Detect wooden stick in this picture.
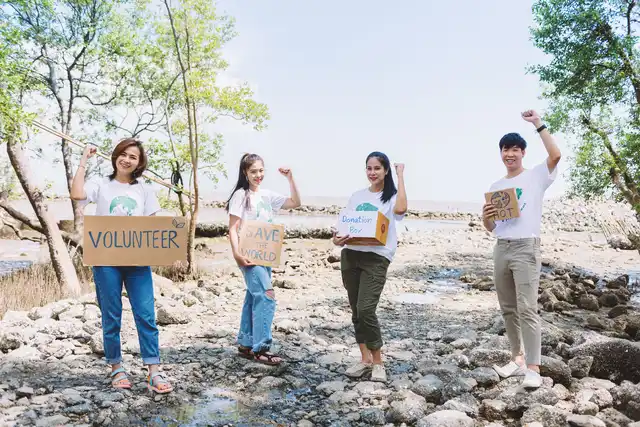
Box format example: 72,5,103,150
31,119,193,198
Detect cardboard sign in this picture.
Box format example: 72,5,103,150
337,210,390,246
238,220,285,267
83,216,188,266
484,188,520,220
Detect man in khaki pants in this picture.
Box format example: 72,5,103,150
482,110,561,389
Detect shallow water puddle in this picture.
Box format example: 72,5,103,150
146,388,279,427
391,292,439,305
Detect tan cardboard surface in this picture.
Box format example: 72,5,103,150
83,216,188,266
238,220,285,267
484,187,520,220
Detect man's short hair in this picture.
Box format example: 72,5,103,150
499,133,527,151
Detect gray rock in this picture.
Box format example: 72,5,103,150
417,410,474,427
578,294,600,311
442,377,477,401
257,376,287,389
468,348,511,368
569,338,640,383
540,355,572,386
273,278,298,289
0,330,22,352
411,375,444,403
574,401,599,416
360,408,385,426
567,414,606,427
608,305,629,319
16,387,34,398
386,390,428,424
521,404,567,427
611,381,640,412
498,385,559,412
35,415,70,427
469,367,500,388
442,393,479,417
89,331,104,355
569,356,594,379
480,399,507,421
599,292,621,308
607,234,634,250
589,388,613,409
156,304,189,325
316,381,345,396
596,407,632,426
418,364,461,384
65,403,92,415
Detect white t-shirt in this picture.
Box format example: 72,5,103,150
489,161,557,239
341,188,405,262
228,188,287,223
82,177,161,216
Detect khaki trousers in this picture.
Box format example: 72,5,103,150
493,237,542,365
340,249,390,351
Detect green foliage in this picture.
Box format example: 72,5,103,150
137,0,269,193
530,0,640,209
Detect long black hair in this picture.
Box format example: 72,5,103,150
225,153,264,212
366,151,397,204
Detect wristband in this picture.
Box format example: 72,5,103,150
536,124,547,133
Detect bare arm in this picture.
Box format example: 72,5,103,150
70,146,96,200
523,110,561,172
279,168,301,210
482,203,497,232
393,164,407,215
228,214,253,266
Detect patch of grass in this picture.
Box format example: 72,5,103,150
0,259,199,318
0,259,94,318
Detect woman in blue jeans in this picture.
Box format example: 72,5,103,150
71,139,172,393
226,153,301,365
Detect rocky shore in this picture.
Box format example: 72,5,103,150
0,220,639,426
204,196,638,233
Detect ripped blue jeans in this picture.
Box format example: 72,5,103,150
237,266,276,353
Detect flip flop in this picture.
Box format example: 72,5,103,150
110,367,132,389
147,372,174,394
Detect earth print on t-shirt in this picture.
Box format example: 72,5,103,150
356,202,378,212
256,198,274,223
109,196,138,216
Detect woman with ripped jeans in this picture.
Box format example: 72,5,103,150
226,153,301,365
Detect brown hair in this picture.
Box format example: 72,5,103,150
108,138,148,184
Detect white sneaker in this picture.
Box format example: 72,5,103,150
370,364,387,383
521,369,542,389
493,361,526,378
345,362,372,378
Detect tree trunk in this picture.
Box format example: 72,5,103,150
6,133,81,297
61,137,84,235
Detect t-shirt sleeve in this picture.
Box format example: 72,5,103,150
269,190,287,212
228,190,245,218
80,178,102,206
143,185,162,216
533,160,558,190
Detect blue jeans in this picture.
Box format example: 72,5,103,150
237,266,276,353
92,266,160,365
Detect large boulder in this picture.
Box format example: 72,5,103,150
568,338,640,383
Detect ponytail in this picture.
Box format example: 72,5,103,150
225,153,264,212
366,151,397,204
